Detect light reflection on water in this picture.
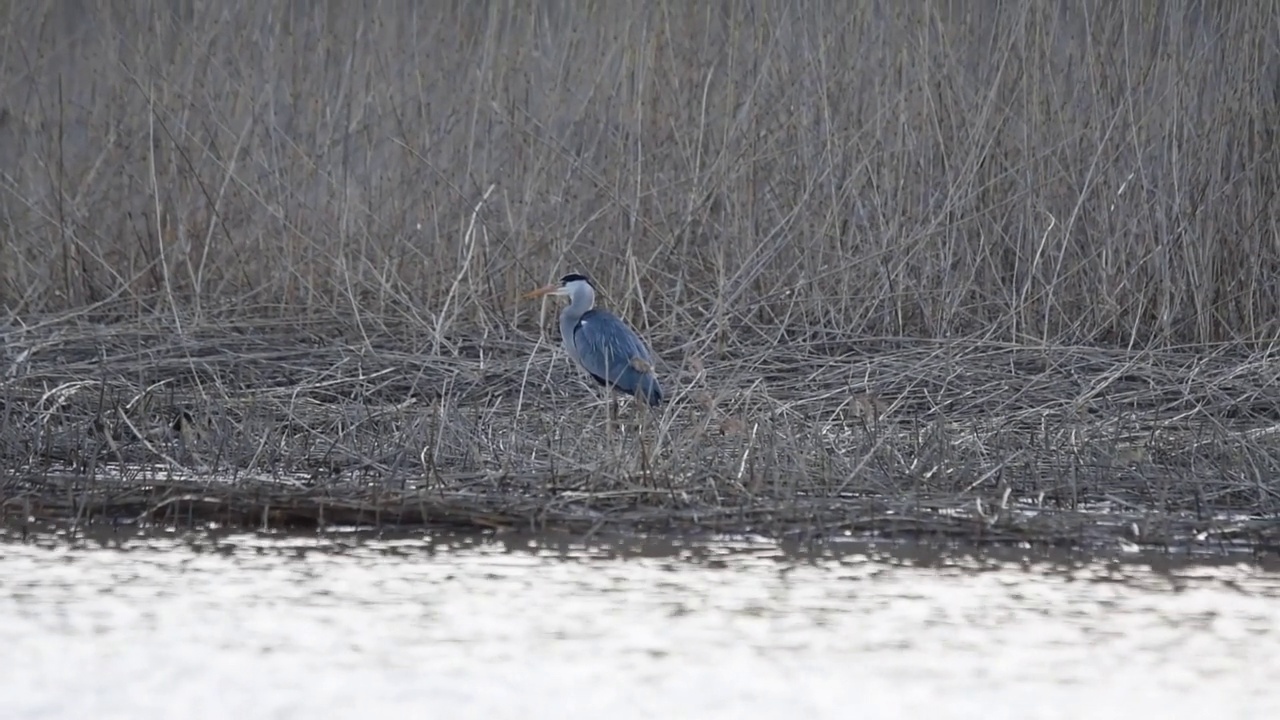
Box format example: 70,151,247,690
2,531,1279,720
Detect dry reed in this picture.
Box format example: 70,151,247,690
2,2,1280,549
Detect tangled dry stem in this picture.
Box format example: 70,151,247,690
2,2,1280,548
3,320,1280,550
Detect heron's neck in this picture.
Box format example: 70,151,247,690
567,288,594,317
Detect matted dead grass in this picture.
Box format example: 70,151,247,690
2,3,1280,547
3,318,1279,549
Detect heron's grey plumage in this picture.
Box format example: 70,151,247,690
553,276,663,406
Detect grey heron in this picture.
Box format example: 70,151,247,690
524,273,663,407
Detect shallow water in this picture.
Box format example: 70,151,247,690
2,531,1279,720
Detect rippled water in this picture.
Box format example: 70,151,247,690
3,531,1279,720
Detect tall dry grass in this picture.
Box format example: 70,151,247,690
2,1,1277,345
2,1,1280,542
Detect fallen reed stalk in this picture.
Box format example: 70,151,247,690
3,319,1279,550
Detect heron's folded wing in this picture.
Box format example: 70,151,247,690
572,310,656,390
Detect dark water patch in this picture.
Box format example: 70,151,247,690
5,521,1280,571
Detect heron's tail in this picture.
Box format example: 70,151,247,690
637,373,663,407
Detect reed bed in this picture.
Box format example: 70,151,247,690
4,320,1280,549
2,2,1280,548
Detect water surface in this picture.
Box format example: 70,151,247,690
3,531,1279,719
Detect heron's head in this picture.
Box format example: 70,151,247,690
523,273,595,302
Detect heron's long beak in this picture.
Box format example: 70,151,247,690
522,283,562,300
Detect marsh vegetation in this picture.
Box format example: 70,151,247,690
2,2,1279,548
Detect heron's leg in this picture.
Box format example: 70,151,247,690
597,384,616,435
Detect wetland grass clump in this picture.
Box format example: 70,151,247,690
3,2,1280,549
